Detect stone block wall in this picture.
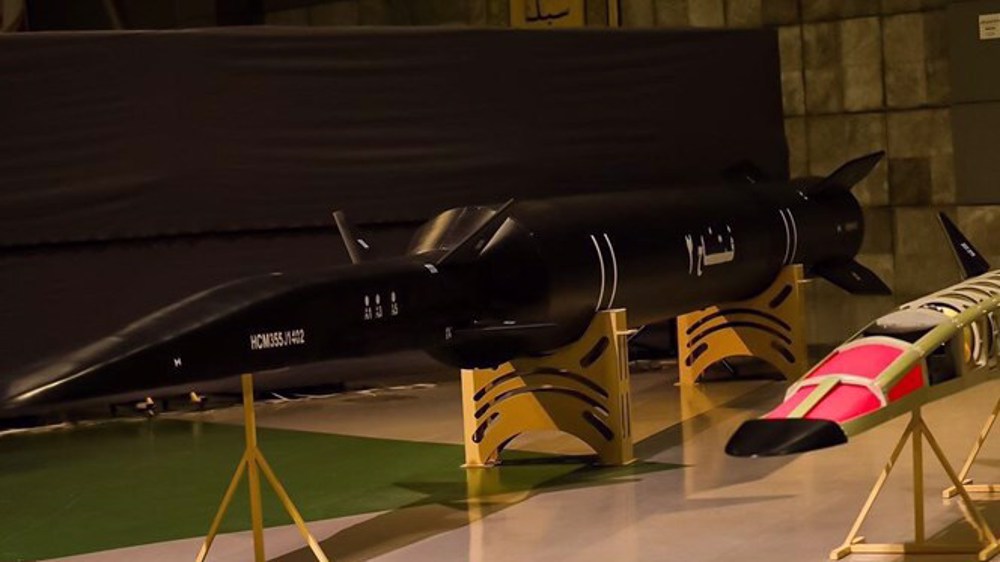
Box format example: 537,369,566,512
658,1,1000,346
622,0,997,344
262,0,999,345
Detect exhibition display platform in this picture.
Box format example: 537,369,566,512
3,365,1000,562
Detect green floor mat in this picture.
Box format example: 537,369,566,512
0,418,679,561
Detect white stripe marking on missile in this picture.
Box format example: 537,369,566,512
780,209,788,264
685,235,694,274
778,210,791,265
603,233,619,309
590,234,606,311
787,208,799,264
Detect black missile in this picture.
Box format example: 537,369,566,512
1,153,890,412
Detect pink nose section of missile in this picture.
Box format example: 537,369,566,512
728,340,927,457
765,341,925,425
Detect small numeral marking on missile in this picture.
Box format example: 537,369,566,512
363,295,373,321
173,358,182,368
364,292,399,321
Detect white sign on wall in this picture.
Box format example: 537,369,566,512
981,12,1000,40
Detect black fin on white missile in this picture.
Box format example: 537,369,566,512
332,210,375,264
806,151,885,196
723,161,768,184
812,259,892,295
938,212,991,279
437,199,515,265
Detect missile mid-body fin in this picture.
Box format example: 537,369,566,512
939,212,991,279
332,210,376,264
436,199,515,265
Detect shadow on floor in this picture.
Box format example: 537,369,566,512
274,459,681,562
275,379,797,562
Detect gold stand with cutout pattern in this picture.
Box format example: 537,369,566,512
676,265,808,385
461,309,635,468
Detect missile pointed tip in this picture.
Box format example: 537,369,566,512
726,418,847,457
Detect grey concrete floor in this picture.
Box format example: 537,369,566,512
51,367,1000,562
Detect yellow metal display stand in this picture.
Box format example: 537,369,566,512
461,309,635,467
195,374,330,562
676,264,808,385
944,396,1000,498
831,408,1000,561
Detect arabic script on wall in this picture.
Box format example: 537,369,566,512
511,0,585,27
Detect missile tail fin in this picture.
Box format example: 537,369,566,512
812,258,892,295
938,212,991,279
437,199,515,265
807,151,885,196
333,210,375,264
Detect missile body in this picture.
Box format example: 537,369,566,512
1,154,889,412
726,214,1000,457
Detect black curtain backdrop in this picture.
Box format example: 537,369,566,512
0,26,786,389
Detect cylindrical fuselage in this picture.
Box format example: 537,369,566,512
424,180,864,363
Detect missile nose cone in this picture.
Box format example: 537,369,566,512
0,335,140,413
725,418,847,457
0,359,95,413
